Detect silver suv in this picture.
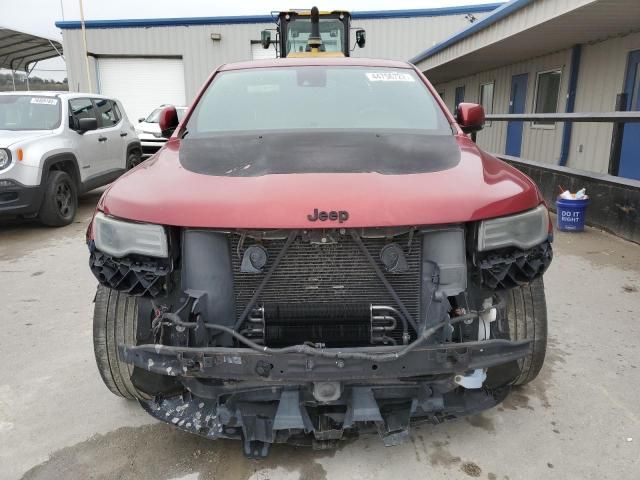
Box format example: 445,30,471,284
0,92,141,226
136,105,187,158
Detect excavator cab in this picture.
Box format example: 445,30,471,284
261,7,365,58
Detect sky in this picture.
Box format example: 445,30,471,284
0,0,499,81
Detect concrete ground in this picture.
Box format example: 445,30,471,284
1,193,639,480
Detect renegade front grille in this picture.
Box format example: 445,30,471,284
230,231,421,344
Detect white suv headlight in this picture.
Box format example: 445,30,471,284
478,205,549,251
0,149,11,170
94,212,168,258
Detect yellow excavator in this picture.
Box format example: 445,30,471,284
261,6,366,58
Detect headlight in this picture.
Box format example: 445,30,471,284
93,212,168,258
0,149,11,169
478,205,549,251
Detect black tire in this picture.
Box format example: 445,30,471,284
93,285,149,400
505,277,548,386
126,151,142,169
38,170,77,227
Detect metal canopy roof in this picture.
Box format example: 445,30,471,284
0,27,63,73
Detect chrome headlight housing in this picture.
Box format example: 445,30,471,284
93,212,168,258
478,205,549,251
0,149,11,170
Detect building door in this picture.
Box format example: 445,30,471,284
97,57,186,125
619,50,640,180
454,86,465,112
506,73,528,157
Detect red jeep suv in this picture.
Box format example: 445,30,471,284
87,58,552,458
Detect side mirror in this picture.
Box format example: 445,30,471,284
356,29,366,48
456,102,485,134
77,117,98,133
138,117,145,123
158,105,179,138
261,30,271,49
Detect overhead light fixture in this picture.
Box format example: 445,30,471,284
210,33,222,41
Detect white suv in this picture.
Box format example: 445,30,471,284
0,92,141,226
136,105,187,157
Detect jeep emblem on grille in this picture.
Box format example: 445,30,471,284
307,209,349,223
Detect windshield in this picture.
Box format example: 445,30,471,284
0,95,62,131
145,107,187,123
187,67,451,134
286,18,345,54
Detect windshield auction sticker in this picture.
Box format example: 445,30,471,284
30,97,58,105
366,72,415,82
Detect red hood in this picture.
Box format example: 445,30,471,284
99,135,541,228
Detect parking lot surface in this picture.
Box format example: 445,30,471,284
1,192,639,480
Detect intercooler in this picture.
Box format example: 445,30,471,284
230,231,422,346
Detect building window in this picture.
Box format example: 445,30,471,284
533,69,562,126
479,82,494,126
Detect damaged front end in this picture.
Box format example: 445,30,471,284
89,222,551,458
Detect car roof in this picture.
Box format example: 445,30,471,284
0,91,114,100
218,57,414,72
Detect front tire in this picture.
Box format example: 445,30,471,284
126,151,142,169
93,285,149,400
506,277,548,386
38,170,77,226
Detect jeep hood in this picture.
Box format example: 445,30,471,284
99,133,542,228
0,130,54,147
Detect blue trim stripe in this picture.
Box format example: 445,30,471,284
55,15,274,29
54,3,504,29
351,4,503,20
409,0,533,65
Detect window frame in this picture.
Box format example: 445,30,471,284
68,97,98,132
531,68,563,129
112,101,122,123
478,81,495,127
91,97,122,129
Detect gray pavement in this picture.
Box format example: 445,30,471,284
1,194,639,480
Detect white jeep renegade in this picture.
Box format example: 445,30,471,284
0,92,141,226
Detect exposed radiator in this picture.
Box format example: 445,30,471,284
229,231,421,345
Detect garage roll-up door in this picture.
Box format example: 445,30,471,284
97,57,186,123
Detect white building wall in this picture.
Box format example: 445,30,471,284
353,14,490,62
434,49,572,166
60,11,492,102
62,23,274,101
433,30,640,173
416,0,594,72
570,31,640,173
